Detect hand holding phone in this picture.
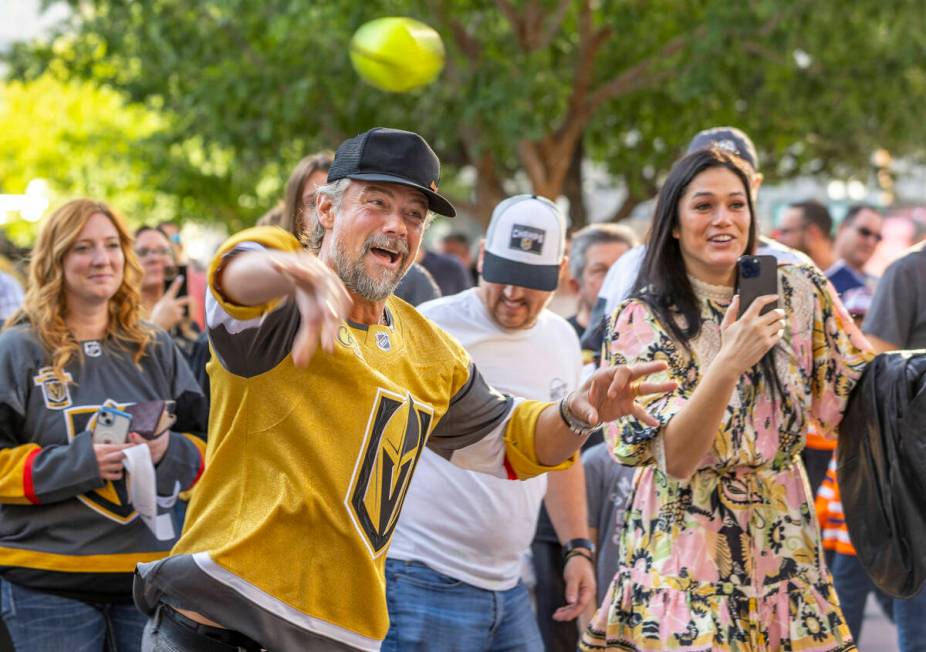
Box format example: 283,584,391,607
736,255,779,317
92,407,133,445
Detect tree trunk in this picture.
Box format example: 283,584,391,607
562,139,586,231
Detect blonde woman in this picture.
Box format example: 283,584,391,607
0,199,207,651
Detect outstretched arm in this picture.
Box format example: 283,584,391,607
217,249,351,367
533,360,677,467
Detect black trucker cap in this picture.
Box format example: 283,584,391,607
327,127,456,217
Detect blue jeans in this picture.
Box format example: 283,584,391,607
0,579,146,651
831,552,926,651
382,559,543,652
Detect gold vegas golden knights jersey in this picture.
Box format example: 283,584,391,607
134,227,574,651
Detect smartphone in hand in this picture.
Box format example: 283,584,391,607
164,264,188,298
736,255,779,317
92,407,133,445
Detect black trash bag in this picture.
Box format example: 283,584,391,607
837,350,926,599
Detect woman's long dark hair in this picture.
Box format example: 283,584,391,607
632,147,782,399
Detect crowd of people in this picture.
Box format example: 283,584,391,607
0,123,922,652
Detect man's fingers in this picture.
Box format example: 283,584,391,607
569,393,599,426
635,379,678,397
631,404,661,428
627,360,669,379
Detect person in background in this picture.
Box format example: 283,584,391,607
581,147,870,651
775,199,836,272
0,272,24,324
280,152,334,238
441,230,479,285
566,224,637,338
771,199,840,495
809,207,886,630
394,261,441,306
828,204,883,321
156,221,206,331
0,199,206,651
578,441,635,630
135,226,200,362
854,239,926,651
419,245,473,296
385,195,592,651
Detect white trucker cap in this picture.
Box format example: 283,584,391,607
481,194,566,291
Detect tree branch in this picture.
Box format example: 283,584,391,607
537,0,573,51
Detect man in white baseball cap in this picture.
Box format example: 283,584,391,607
384,195,595,651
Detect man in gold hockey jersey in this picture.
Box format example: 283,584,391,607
134,127,674,651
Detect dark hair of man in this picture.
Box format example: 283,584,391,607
442,231,470,247
842,204,879,228
569,223,637,281
632,147,782,398
789,200,833,240
283,152,334,237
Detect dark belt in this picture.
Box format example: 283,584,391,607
157,603,265,651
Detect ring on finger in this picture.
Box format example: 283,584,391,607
630,379,643,398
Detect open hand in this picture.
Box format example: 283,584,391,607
569,360,677,428
270,253,352,367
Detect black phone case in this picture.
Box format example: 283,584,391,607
736,255,779,317
164,264,188,298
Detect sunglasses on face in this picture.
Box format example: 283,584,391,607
135,247,173,258
855,226,883,242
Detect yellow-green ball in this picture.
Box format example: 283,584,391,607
350,17,445,93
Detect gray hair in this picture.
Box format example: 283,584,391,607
301,178,435,254
301,178,352,254
569,223,638,281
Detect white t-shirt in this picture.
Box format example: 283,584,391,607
388,288,582,591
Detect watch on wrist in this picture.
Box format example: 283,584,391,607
558,392,601,437
562,537,596,560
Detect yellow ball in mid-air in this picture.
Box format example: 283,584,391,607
349,17,445,93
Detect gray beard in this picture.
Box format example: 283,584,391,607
330,230,407,301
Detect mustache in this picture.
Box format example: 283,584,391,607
364,235,409,257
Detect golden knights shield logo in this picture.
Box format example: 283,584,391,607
346,388,434,557
32,367,73,410
64,401,138,524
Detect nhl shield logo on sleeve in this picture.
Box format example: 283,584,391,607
33,367,74,410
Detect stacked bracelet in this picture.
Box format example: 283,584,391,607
558,392,602,438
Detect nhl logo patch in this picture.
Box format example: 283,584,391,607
33,367,74,410
509,224,545,255
83,340,102,357
375,332,392,352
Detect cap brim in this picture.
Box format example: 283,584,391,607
481,251,559,291
345,173,456,217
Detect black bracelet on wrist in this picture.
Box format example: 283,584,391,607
564,549,595,565
562,537,596,560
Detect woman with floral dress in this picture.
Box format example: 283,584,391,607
580,148,871,651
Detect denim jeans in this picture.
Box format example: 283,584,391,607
382,559,543,652
0,578,146,651
831,552,926,651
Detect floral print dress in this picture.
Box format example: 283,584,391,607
580,264,871,652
